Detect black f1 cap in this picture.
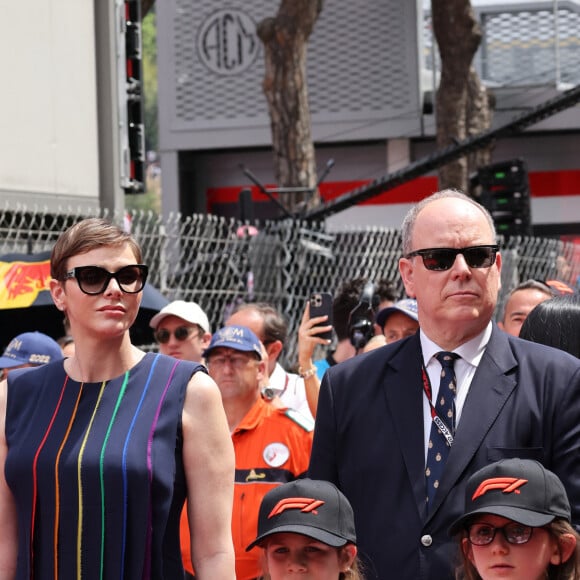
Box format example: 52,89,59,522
449,458,570,536
247,479,357,551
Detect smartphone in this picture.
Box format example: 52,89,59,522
309,292,333,341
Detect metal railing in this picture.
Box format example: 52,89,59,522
1,205,578,365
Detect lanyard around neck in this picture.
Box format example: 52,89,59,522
421,360,454,446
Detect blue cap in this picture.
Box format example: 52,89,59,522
0,332,63,369
203,325,262,359
376,298,419,329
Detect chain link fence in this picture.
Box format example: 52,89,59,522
1,205,578,367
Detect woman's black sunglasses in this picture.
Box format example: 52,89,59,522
63,264,148,295
405,245,499,271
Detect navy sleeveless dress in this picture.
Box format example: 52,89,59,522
5,352,204,580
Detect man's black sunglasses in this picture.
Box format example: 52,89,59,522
63,264,148,295
154,326,199,344
405,245,499,271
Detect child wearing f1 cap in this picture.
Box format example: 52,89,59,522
247,478,364,580
449,458,580,580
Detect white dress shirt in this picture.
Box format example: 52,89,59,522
269,362,314,422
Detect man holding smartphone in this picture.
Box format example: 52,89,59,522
302,278,397,380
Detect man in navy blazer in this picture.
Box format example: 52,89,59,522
308,190,580,580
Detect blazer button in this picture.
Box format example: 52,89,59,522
421,534,433,547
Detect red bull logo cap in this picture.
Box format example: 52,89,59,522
0,332,63,369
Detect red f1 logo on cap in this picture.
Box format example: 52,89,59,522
268,497,325,518
472,477,528,500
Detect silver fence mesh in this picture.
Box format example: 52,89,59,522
423,2,580,86
1,205,578,367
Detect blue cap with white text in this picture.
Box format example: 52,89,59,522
203,325,262,359
0,332,63,369
376,298,419,329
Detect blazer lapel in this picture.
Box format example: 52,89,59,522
385,334,429,520
428,326,518,517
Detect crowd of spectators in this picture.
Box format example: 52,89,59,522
1,191,579,580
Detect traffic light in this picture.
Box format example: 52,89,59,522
238,188,255,222
122,0,145,194
477,158,532,236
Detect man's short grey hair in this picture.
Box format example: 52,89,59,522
497,279,555,323
400,189,497,255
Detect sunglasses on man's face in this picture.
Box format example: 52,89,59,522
63,264,148,295
154,326,199,344
405,245,499,271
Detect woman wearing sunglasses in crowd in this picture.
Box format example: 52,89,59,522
246,478,364,580
449,458,580,580
0,218,235,579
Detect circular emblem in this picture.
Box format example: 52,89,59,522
263,442,290,467
197,9,260,76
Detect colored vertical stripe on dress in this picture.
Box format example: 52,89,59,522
119,354,161,579
53,382,84,579
98,371,129,580
143,358,181,580
76,381,107,580
30,375,70,579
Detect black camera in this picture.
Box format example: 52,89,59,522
348,281,378,350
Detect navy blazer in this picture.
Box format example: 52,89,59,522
308,325,580,580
